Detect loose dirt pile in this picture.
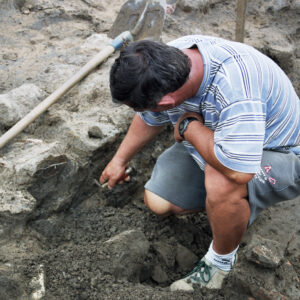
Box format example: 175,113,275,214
0,0,299,299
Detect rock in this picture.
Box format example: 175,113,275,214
151,265,169,283
103,230,150,281
0,139,59,186
37,64,80,94
28,153,87,215
80,0,105,10
291,0,300,12
178,0,201,12
177,0,217,12
0,83,44,127
153,241,175,268
245,234,284,269
0,189,36,215
170,279,194,292
80,33,111,53
0,275,24,300
265,0,290,12
2,52,18,61
264,30,295,73
29,265,46,300
275,260,300,299
88,125,103,138
0,139,88,219
0,189,35,237
175,244,198,272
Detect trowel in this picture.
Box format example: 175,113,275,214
0,0,166,149
95,167,133,189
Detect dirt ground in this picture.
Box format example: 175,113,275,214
0,0,299,299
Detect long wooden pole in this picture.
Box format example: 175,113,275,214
235,0,247,42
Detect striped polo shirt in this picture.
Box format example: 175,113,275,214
138,35,300,173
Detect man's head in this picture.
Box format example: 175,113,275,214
110,40,191,110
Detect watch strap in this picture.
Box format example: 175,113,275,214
179,117,199,139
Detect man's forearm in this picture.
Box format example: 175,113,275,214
113,114,165,164
184,121,254,184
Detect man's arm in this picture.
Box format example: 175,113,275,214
175,113,254,184
100,114,165,188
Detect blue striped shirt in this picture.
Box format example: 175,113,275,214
138,35,300,173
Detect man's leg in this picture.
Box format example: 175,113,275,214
143,143,206,215
204,164,249,254
144,189,202,216
170,164,250,291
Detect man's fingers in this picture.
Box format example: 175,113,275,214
100,168,132,189
99,174,107,184
124,175,130,182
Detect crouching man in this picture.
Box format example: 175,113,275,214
100,35,300,291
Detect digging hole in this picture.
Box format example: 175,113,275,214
23,188,212,298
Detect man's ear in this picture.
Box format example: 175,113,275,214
157,95,176,108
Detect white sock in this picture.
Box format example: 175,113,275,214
204,241,238,272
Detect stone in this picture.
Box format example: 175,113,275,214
151,265,169,283
88,125,103,138
264,30,295,73
0,83,44,127
0,275,24,300
245,234,284,269
178,0,201,12
37,63,80,94
0,139,88,219
0,139,59,186
177,0,215,12
2,52,18,61
0,189,36,215
80,0,105,10
29,265,46,300
153,241,175,268
80,34,112,53
274,260,300,299
175,244,198,271
170,279,194,292
265,0,290,12
103,230,150,281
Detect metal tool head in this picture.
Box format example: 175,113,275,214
109,0,166,41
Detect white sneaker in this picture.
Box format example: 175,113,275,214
170,256,231,292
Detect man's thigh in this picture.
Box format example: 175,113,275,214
145,143,206,210
248,150,300,224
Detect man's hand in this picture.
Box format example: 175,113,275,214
99,158,130,189
98,114,164,190
174,112,204,142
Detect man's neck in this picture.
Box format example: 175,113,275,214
181,48,204,99
168,48,204,106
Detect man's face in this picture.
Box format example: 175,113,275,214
127,93,178,112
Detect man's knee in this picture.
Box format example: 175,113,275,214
144,189,184,216
204,165,248,207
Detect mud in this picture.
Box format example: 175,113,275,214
0,0,299,299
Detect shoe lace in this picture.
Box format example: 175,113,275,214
185,260,212,283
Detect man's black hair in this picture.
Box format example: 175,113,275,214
110,40,191,110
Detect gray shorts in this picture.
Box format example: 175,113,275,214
145,143,300,225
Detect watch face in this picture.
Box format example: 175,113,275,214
179,119,188,138
179,122,185,131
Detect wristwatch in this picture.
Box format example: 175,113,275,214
178,117,199,139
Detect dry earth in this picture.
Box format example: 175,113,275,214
0,0,299,299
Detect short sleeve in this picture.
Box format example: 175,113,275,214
214,100,266,173
137,111,171,126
